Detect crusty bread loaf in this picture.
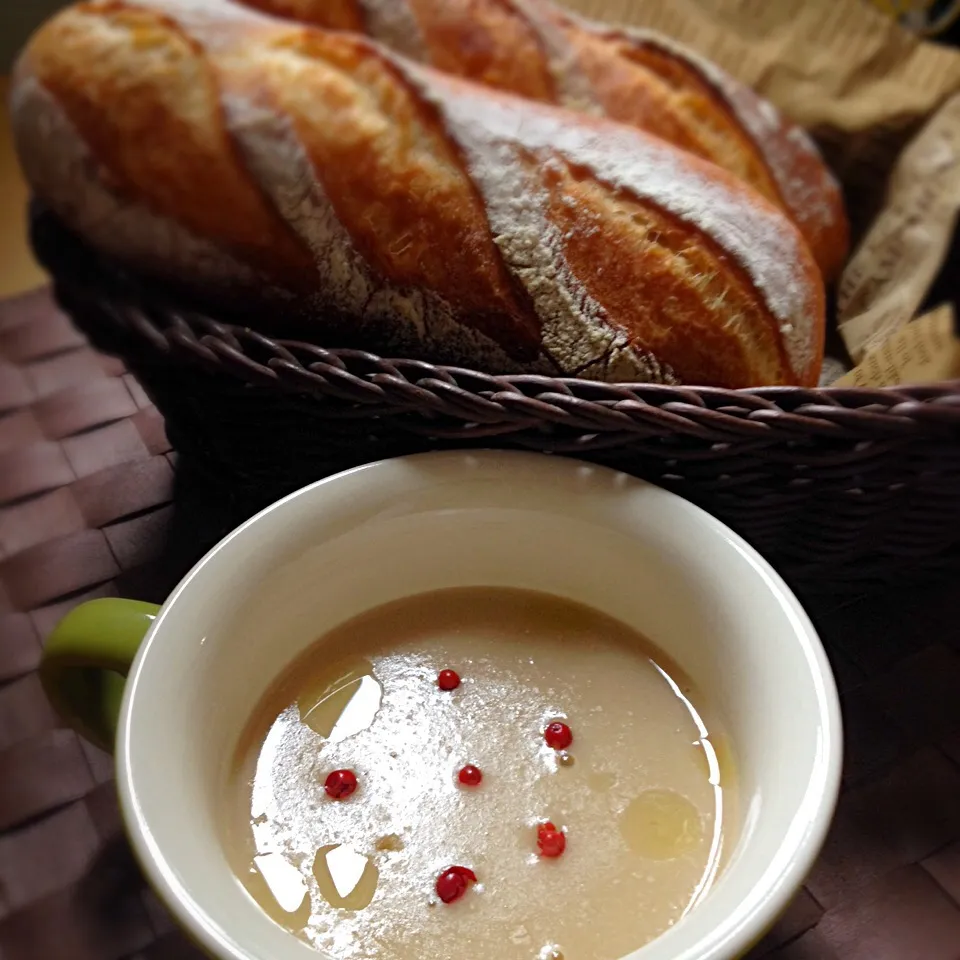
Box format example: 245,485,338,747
11,0,825,388
238,0,849,282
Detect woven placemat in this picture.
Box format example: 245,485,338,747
2,289,960,960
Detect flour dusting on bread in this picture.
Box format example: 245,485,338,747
653,34,840,231
567,16,845,280
416,70,816,377
509,0,601,114
220,89,537,374
11,69,268,294
408,79,672,381
357,0,428,62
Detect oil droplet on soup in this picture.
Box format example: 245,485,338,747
224,588,736,960
620,790,704,860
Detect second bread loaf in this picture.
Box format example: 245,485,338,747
239,0,849,282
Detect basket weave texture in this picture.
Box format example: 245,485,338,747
31,208,960,593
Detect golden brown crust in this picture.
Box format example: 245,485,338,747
574,20,849,287
406,0,556,101
561,27,847,286
13,0,826,388
544,164,799,387
251,27,542,357
569,35,781,209
242,0,365,32
748,116,850,286
28,2,316,290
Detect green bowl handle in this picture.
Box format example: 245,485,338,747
40,598,161,752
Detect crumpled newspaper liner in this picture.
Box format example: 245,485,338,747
564,0,960,386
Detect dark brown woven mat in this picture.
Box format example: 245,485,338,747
2,289,960,960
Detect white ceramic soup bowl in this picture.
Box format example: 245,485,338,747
42,450,841,960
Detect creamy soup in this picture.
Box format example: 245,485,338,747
224,588,735,960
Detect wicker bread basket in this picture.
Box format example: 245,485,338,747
31,207,960,595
